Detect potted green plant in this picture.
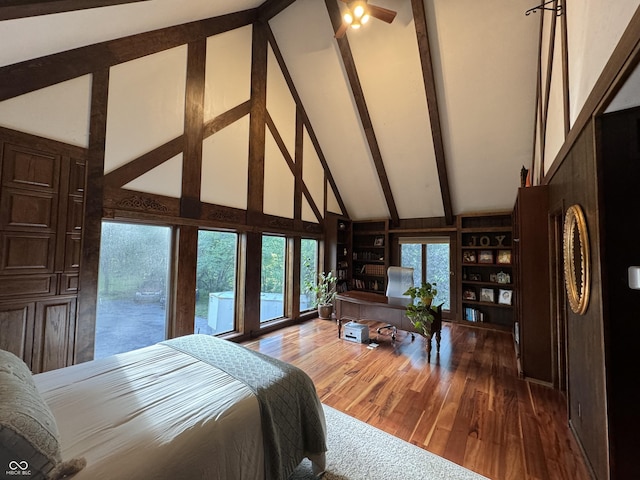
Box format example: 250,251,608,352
305,271,338,319
404,281,438,338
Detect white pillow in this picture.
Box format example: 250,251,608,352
0,349,86,479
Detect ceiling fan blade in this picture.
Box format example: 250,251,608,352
335,22,349,39
368,4,397,23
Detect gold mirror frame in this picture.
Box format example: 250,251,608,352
563,204,591,315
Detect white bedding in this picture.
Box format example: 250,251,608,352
34,343,266,480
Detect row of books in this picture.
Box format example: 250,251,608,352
464,307,485,323
359,264,385,276
352,279,383,291
353,251,384,261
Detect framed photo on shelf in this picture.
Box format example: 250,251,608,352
373,236,384,247
463,289,477,300
497,249,512,264
463,250,477,263
496,271,511,284
480,288,495,303
478,250,494,264
498,289,513,305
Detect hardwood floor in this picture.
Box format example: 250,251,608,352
242,318,592,480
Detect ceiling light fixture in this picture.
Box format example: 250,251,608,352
343,1,370,30
334,0,397,39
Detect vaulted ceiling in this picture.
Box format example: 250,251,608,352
0,0,540,223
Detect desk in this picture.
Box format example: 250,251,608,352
335,291,442,359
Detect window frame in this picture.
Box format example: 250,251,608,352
399,235,453,312
195,228,241,336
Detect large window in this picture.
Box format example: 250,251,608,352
195,230,238,335
95,221,171,358
400,237,451,310
261,235,286,322
300,238,319,312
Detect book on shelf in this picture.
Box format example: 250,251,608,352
464,307,484,322
363,264,385,276
355,251,384,261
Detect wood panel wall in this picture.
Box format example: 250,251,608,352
539,7,640,480
547,122,606,480
597,106,640,480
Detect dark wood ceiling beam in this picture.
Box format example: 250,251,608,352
203,100,251,138
265,23,350,218
258,0,297,21
411,0,453,225
0,9,257,102
293,110,304,229
325,0,399,224
103,100,250,189
76,67,109,364
0,0,148,21
181,39,207,218
247,20,269,221
103,137,184,189
266,112,324,223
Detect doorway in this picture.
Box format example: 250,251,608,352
549,208,567,393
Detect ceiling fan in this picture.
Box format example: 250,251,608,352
335,0,398,39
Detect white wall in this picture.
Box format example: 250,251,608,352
566,1,640,125
537,1,640,176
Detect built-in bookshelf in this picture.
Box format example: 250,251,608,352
325,213,352,294
458,212,514,330
351,219,389,294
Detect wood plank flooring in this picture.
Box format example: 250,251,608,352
242,318,592,480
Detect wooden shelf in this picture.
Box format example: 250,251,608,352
458,212,515,330
462,280,514,288
351,219,389,293
462,300,513,309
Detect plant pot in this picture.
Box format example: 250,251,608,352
421,297,433,307
317,304,334,320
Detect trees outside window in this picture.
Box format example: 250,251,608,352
300,238,319,312
95,221,171,358
195,230,238,335
261,235,286,322
400,238,451,310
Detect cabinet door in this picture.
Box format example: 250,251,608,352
0,301,35,367
32,297,76,373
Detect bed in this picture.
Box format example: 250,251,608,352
1,334,326,480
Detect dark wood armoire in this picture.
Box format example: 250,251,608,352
0,128,86,373
512,185,552,384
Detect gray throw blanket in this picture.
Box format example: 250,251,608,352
161,334,327,480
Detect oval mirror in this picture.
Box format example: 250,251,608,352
563,204,591,314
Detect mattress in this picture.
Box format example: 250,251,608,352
33,335,326,480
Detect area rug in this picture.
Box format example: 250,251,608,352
289,404,489,480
